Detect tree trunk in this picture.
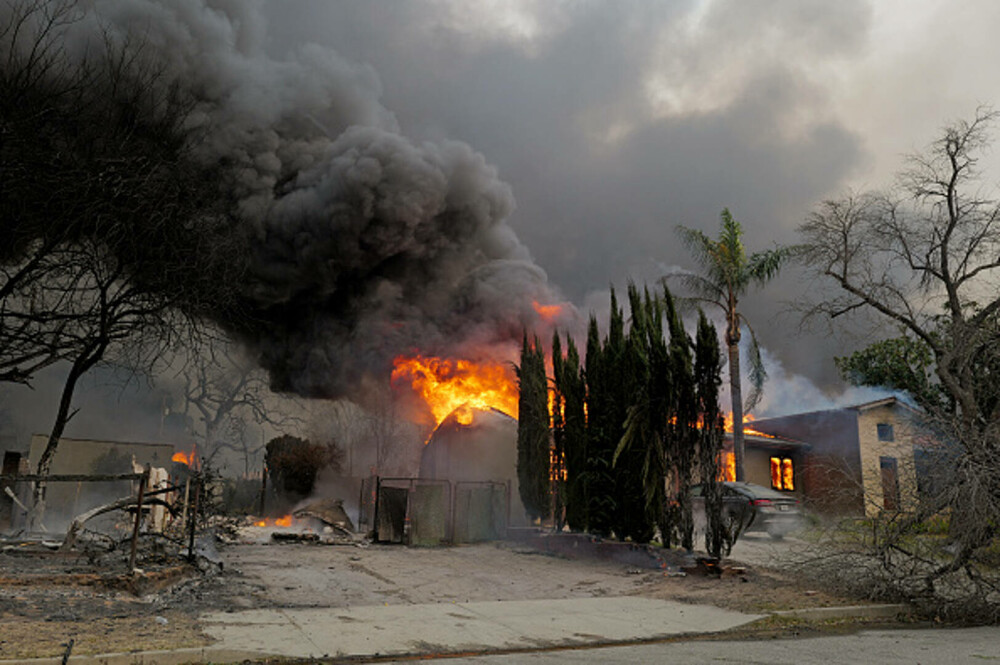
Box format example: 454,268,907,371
30,342,105,530
728,341,745,482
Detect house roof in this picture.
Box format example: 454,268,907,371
845,396,921,414
725,431,810,451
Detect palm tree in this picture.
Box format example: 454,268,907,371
671,208,791,481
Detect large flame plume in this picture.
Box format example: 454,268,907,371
532,301,565,324
391,354,519,428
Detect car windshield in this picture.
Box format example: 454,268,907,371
727,482,794,500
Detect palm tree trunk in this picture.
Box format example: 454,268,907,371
728,341,746,482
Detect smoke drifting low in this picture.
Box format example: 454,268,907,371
47,0,568,397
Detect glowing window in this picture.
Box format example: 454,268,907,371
770,456,794,490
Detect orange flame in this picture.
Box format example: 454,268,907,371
722,413,776,439
172,445,199,467
719,451,736,482
254,515,293,527
532,301,564,323
392,355,519,427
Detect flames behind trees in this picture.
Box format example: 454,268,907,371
528,284,732,556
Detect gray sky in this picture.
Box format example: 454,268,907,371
259,0,1000,390
5,0,1000,449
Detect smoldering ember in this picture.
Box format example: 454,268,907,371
2,1,1000,662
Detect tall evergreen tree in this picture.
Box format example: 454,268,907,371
614,283,658,543
664,287,698,550
550,332,566,529
516,334,550,522
562,337,588,531
694,311,727,557
584,315,616,536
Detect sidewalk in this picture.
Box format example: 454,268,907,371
200,596,763,660
0,597,764,664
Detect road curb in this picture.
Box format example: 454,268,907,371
0,646,265,665
771,603,911,620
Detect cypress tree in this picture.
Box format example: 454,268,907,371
695,311,727,557
550,332,566,529
641,286,671,545
517,333,550,522
562,336,587,531
584,315,616,536
664,286,697,550
614,283,655,543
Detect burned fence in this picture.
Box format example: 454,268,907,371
366,477,510,546
0,468,205,569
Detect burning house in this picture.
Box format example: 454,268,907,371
722,430,809,495
748,397,924,516
420,406,527,527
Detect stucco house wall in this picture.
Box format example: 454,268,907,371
855,403,920,517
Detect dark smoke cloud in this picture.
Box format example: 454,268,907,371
255,0,873,388
37,0,567,397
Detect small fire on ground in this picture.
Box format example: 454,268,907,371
392,354,519,430
253,515,293,528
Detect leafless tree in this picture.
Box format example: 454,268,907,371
175,336,302,476
798,108,1000,620
357,380,419,477
304,400,368,477
1,1,247,528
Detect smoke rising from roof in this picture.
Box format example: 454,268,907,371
40,0,567,397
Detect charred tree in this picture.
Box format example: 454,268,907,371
176,335,302,476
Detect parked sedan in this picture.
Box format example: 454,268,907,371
691,482,802,540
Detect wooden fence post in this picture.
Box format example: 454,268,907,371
129,465,150,572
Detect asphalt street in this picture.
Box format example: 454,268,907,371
379,626,1000,664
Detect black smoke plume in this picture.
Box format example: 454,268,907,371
7,0,572,397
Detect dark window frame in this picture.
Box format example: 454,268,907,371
877,422,895,442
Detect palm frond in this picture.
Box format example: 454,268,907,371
675,224,729,286
746,245,794,288
661,270,727,306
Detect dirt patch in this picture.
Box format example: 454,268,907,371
0,542,229,658
641,564,856,614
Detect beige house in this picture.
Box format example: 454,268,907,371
751,397,924,517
